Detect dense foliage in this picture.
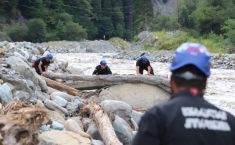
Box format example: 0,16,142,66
0,0,235,49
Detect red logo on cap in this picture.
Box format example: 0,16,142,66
187,47,200,55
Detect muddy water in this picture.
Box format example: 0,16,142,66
56,53,235,115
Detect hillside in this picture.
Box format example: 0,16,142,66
0,0,234,53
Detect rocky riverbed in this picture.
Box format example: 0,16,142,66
0,41,234,145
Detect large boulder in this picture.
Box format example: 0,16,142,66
6,56,48,92
0,83,13,104
100,100,132,122
98,84,169,109
39,130,91,145
113,115,133,145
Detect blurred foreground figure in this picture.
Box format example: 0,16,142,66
133,43,235,145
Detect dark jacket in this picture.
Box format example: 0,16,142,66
92,65,112,75
136,58,154,75
133,91,235,145
34,57,50,75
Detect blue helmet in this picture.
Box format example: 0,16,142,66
139,54,149,62
170,43,211,77
100,60,107,65
46,53,53,61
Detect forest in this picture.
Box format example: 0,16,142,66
0,0,234,47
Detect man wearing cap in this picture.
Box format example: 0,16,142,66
34,53,53,75
133,43,235,145
136,53,154,75
92,60,112,75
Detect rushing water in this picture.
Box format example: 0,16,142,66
56,53,235,115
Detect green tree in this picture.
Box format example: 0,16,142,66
8,25,28,41
64,0,97,39
133,0,153,34
18,0,44,18
58,22,87,41
178,0,198,28
26,18,47,42
222,19,235,44
192,6,225,34
151,16,180,31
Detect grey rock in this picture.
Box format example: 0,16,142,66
65,118,83,133
39,130,91,145
51,95,68,107
131,110,144,124
18,49,30,60
26,79,35,91
44,99,68,115
113,115,133,145
51,120,64,130
0,83,13,104
40,125,51,132
13,52,28,62
6,56,48,92
14,91,30,102
86,123,102,140
51,91,73,102
100,100,132,122
66,98,84,114
92,139,104,145
82,118,92,131
64,119,90,138
70,117,84,131
80,40,122,53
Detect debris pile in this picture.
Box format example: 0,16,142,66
0,41,169,145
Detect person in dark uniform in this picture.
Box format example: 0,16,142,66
92,60,112,75
133,43,235,145
136,53,154,75
34,53,53,75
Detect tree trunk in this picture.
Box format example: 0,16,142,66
43,77,80,96
87,103,123,145
65,81,119,90
44,72,170,93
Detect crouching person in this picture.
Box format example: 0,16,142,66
93,60,112,75
34,53,53,75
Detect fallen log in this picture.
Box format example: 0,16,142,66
65,81,119,90
87,103,123,145
43,77,80,96
44,72,170,93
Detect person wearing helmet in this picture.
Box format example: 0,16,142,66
133,43,235,145
136,53,154,75
34,53,53,75
92,60,112,75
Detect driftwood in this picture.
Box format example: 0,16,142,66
65,81,118,90
0,102,50,145
43,77,80,96
44,72,170,93
87,103,123,145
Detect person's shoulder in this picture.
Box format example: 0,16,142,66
96,65,101,68
146,100,172,117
